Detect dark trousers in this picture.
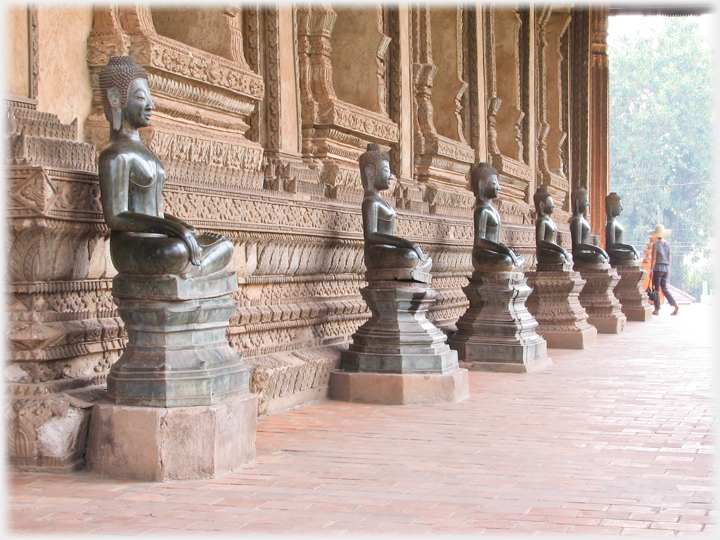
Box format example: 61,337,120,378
652,270,677,310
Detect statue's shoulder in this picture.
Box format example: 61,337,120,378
98,142,133,169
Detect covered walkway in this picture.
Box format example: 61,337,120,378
7,303,715,536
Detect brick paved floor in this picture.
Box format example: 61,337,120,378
7,302,715,536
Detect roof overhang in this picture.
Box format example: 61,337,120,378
609,4,713,16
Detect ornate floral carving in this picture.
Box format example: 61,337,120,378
28,5,39,99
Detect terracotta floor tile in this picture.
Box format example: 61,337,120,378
7,303,714,536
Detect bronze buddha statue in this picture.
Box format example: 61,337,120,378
604,192,638,263
569,188,609,265
359,143,431,276
98,56,233,278
471,163,523,272
533,186,572,266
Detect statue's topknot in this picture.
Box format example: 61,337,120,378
99,56,149,125
359,143,390,173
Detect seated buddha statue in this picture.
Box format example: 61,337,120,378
98,56,233,278
359,143,432,278
604,192,639,264
533,186,572,267
569,188,609,265
471,163,524,272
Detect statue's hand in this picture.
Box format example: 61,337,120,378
167,222,202,265
184,233,202,266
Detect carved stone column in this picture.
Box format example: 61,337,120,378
536,6,572,208
412,5,475,218
297,4,400,203
589,7,610,241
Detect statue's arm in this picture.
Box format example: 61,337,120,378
475,208,512,255
362,199,425,258
604,221,616,246
605,222,637,255
164,212,196,233
536,220,569,255
99,154,201,264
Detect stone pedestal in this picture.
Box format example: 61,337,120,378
525,267,597,349
448,271,551,372
333,280,468,404
88,270,257,481
87,392,257,481
108,271,250,407
612,262,653,321
575,262,627,333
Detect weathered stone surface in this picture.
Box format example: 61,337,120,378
575,262,627,333
329,368,469,405
244,347,341,416
108,271,250,407
448,271,551,372
613,263,653,322
526,269,597,349
87,392,257,481
340,281,458,374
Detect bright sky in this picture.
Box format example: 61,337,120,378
608,13,716,48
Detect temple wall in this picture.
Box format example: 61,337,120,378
4,2,608,473
37,6,94,129
6,7,30,97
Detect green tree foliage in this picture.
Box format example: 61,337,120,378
609,16,714,298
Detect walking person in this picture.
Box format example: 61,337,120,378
648,224,679,316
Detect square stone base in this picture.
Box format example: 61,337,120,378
87,393,258,481
539,326,598,350
624,306,653,321
328,368,469,405
460,354,554,373
588,315,626,334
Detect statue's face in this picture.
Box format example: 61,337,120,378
613,199,623,216
373,160,393,190
483,174,500,199
577,194,588,213
542,195,555,215
121,78,155,129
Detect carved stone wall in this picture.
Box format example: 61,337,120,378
5,2,606,473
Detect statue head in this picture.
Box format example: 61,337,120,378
533,186,554,215
359,143,392,192
471,162,500,199
99,56,150,131
571,188,588,215
605,192,622,217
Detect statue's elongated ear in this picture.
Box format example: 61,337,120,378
364,164,376,180
107,87,122,131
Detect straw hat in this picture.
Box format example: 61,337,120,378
648,224,671,238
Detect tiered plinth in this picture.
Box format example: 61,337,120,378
87,271,257,480
525,267,597,349
612,262,653,321
448,271,551,372
575,262,627,333
108,272,250,407
330,280,468,405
